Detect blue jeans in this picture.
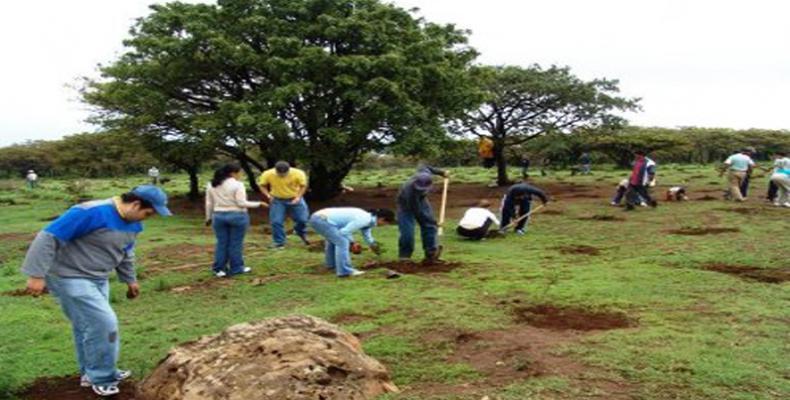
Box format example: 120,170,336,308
308,215,355,276
269,198,309,246
397,208,438,259
45,276,121,385
501,196,532,231
212,211,250,274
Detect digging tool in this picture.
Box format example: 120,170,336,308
500,203,546,232
438,177,449,235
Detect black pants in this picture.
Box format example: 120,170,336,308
626,185,653,208
456,218,494,240
501,197,532,230
482,158,495,168
740,174,751,197
767,180,778,201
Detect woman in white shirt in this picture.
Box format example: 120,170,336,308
205,164,267,277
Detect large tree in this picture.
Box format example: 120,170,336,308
84,0,478,199
452,65,640,185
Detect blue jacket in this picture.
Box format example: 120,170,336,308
21,198,141,283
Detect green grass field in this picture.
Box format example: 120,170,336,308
0,164,787,399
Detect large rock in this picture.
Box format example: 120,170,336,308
140,315,398,400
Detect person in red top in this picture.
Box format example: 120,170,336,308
626,150,658,210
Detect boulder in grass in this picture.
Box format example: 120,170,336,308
139,315,398,400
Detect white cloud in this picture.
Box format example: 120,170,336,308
1,0,787,146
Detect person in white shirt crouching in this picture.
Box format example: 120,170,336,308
456,200,501,240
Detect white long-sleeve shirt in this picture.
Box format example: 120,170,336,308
458,207,500,230
205,178,262,220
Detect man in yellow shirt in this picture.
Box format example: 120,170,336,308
478,137,495,168
259,161,310,248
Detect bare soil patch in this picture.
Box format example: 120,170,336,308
330,312,373,325
14,376,140,400
716,207,777,215
513,304,635,331
307,239,327,252
361,260,463,274
668,227,740,235
0,232,34,241
696,195,719,201
555,245,602,256
703,264,790,284
578,214,624,222
2,288,48,297
541,209,564,215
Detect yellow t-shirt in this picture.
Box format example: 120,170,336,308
259,168,308,199
478,137,494,158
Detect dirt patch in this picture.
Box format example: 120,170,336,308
513,304,635,331
716,207,776,215
0,232,34,241
168,275,238,294
330,312,373,325
578,214,624,222
361,260,463,274
703,264,790,284
14,376,140,400
668,227,740,235
307,239,327,252
1,288,48,297
541,209,564,215
555,245,601,256
411,325,636,399
696,195,719,201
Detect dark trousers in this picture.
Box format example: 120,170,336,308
740,174,751,197
626,185,653,208
456,218,494,240
501,197,532,231
767,180,778,201
397,208,438,259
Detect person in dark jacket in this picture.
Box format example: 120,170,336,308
499,179,549,235
397,165,448,261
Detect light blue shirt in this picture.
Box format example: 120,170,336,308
724,153,755,172
314,207,376,244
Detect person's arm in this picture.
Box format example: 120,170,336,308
359,226,375,246
233,182,264,208
116,242,137,285
418,164,449,177
487,210,501,226
291,171,308,204
527,185,549,204
415,196,438,225
339,217,373,243
258,172,273,201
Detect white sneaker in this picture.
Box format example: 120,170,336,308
81,370,131,387
347,270,366,277
242,267,252,273
783,202,790,208
92,384,120,397
214,270,227,278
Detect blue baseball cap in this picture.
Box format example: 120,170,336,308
131,185,172,216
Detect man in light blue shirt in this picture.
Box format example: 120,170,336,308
721,149,755,201
309,208,395,277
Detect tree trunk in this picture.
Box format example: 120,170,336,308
187,167,200,201
238,157,261,193
307,163,352,201
494,141,509,186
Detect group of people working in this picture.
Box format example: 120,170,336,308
719,148,790,206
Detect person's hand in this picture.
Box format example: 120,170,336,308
350,242,362,254
443,170,451,178
263,193,272,201
260,202,270,208
126,282,140,299
369,242,382,255
205,219,212,227
26,277,46,296
290,197,301,205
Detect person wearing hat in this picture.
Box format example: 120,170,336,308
499,178,549,235
20,185,171,397
396,165,448,261
309,207,395,277
259,161,310,249
457,199,500,240
719,148,755,202
25,169,38,189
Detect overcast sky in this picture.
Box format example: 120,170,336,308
1,0,788,147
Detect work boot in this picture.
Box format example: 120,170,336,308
424,245,443,263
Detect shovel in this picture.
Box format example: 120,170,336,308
500,203,546,232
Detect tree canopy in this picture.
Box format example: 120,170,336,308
84,0,479,199
452,65,640,185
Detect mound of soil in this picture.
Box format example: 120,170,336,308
14,376,139,400
703,264,790,283
140,315,398,400
361,260,463,274
555,245,601,256
541,209,564,215
578,215,624,222
668,227,740,235
513,305,634,331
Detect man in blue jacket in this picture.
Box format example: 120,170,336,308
21,185,171,397
309,208,395,277
500,179,549,235
396,165,448,262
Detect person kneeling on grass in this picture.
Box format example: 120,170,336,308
206,164,268,278
309,208,395,277
21,185,171,397
500,178,549,235
665,186,688,201
457,200,500,240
